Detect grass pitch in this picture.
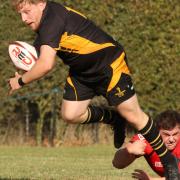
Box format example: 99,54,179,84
0,144,156,179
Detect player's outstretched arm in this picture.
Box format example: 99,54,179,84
21,45,56,84
132,169,165,180
112,140,146,169
8,45,56,95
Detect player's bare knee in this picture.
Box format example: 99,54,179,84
61,112,76,123
61,110,87,124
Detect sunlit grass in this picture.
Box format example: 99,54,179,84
0,145,157,179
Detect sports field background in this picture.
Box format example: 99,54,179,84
0,1,179,179
0,144,157,180
0,1,179,146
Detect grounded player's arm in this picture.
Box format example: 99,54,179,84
112,146,136,169
21,45,56,84
112,140,146,169
132,169,165,180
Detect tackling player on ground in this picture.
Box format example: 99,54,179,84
113,110,180,179
8,1,179,179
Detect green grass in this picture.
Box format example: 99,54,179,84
0,144,156,179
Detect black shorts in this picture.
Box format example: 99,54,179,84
63,52,135,106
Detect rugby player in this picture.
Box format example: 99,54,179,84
8,1,179,179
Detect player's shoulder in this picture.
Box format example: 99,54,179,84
43,1,67,21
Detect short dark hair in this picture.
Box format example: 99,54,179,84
155,110,180,130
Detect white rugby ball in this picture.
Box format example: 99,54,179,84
8,41,38,71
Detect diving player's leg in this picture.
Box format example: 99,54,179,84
61,75,93,123
62,75,126,148
61,99,91,123
116,94,147,130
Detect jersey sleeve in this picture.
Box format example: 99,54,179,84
130,134,145,142
130,134,154,155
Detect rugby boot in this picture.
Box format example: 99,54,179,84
111,112,126,149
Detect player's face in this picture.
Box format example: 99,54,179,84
18,2,46,31
160,125,180,151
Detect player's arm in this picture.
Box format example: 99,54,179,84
112,140,146,169
8,45,56,95
132,169,165,180
21,45,56,84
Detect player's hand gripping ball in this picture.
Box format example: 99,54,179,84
8,41,38,71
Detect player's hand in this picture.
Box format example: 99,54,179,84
132,169,150,180
8,72,22,95
126,140,146,156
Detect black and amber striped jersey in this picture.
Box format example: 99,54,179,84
34,1,124,76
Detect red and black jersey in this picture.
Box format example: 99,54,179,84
131,134,180,177
34,1,124,77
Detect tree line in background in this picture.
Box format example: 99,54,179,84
0,0,179,146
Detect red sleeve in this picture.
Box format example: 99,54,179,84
130,134,145,142
130,134,154,155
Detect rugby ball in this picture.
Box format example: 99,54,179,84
8,41,38,71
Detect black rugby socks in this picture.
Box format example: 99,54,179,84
139,117,175,165
81,105,113,124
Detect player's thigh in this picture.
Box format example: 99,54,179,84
61,99,91,122
116,94,148,130
62,75,94,121
103,52,148,129
63,75,95,101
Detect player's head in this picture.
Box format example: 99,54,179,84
155,110,180,151
11,0,47,31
